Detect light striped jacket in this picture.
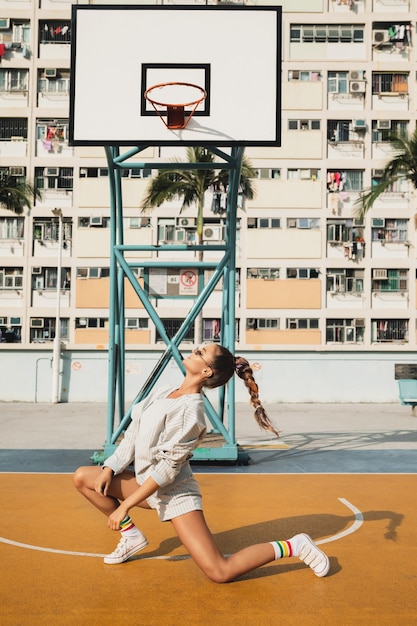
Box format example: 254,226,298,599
104,386,207,490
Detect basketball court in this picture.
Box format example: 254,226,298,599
1,6,415,624
1,402,416,625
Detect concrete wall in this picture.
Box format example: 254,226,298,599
0,348,413,404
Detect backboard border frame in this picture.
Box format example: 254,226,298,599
69,4,282,147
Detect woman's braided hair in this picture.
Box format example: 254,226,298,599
203,345,279,437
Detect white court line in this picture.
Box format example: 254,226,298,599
317,498,364,545
0,497,362,559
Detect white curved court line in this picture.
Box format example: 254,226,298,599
316,498,364,545
0,497,363,559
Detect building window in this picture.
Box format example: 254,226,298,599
327,269,364,293
35,167,73,190
34,218,72,242
255,168,281,179
327,170,363,192
156,319,194,343
247,268,280,279
30,318,68,343
38,70,70,94
125,318,149,329
247,318,279,330
290,24,364,44
326,319,365,344
75,318,108,329
372,269,408,292
327,219,364,244
287,169,320,181
0,317,21,343
372,120,408,142
32,267,70,290
286,318,319,329
288,120,320,131
372,72,408,94
371,218,408,242
76,267,110,279
0,267,23,289
0,69,28,92
247,218,280,229
287,218,320,229
39,21,71,44
0,217,24,239
36,119,68,144
79,168,109,178
287,268,319,279
328,71,349,94
0,118,28,140
288,70,321,82
371,319,408,343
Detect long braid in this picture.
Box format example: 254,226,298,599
234,356,280,437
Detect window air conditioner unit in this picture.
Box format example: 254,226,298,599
89,216,103,226
45,68,57,78
32,267,42,275
30,318,44,328
44,167,58,176
353,119,366,130
354,319,365,327
350,81,366,93
10,167,24,176
349,70,363,81
372,169,384,178
373,30,387,44
0,18,10,30
287,219,297,228
372,218,385,227
177,218,196,227
247,319,256,329
377,120,391,130
373,269,388,279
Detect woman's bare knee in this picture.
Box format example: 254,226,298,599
73,465,98,491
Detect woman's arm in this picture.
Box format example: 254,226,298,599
107,476,160,530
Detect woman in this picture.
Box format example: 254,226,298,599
73,343,329,581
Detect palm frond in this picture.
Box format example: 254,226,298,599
0,175,41,214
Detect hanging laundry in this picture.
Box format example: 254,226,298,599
0,44,5,58
61,26,69,36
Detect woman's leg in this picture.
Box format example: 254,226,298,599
171,510,275,583
73,465,151,516
171,510,330,583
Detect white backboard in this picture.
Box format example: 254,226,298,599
69,5,281,146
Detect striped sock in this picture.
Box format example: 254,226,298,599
270,540,293,560
119,515,141,538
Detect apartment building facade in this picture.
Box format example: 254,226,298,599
1,0,417,370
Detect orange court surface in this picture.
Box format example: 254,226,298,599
1,473,416,626
1,401,416,625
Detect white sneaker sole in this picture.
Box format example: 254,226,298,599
104,537,149,565
297,533,330,577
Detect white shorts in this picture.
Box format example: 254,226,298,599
146,475,202,522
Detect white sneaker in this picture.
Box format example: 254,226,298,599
104,534,148,565
294,533,330,577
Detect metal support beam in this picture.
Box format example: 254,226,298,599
92,146,245,465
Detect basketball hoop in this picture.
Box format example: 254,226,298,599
144,82,207,130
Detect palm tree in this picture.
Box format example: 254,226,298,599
141,146,256,342
0,169,42,214
355,128,417,219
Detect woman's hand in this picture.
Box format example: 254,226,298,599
94,466,113,496
108,506,128,531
